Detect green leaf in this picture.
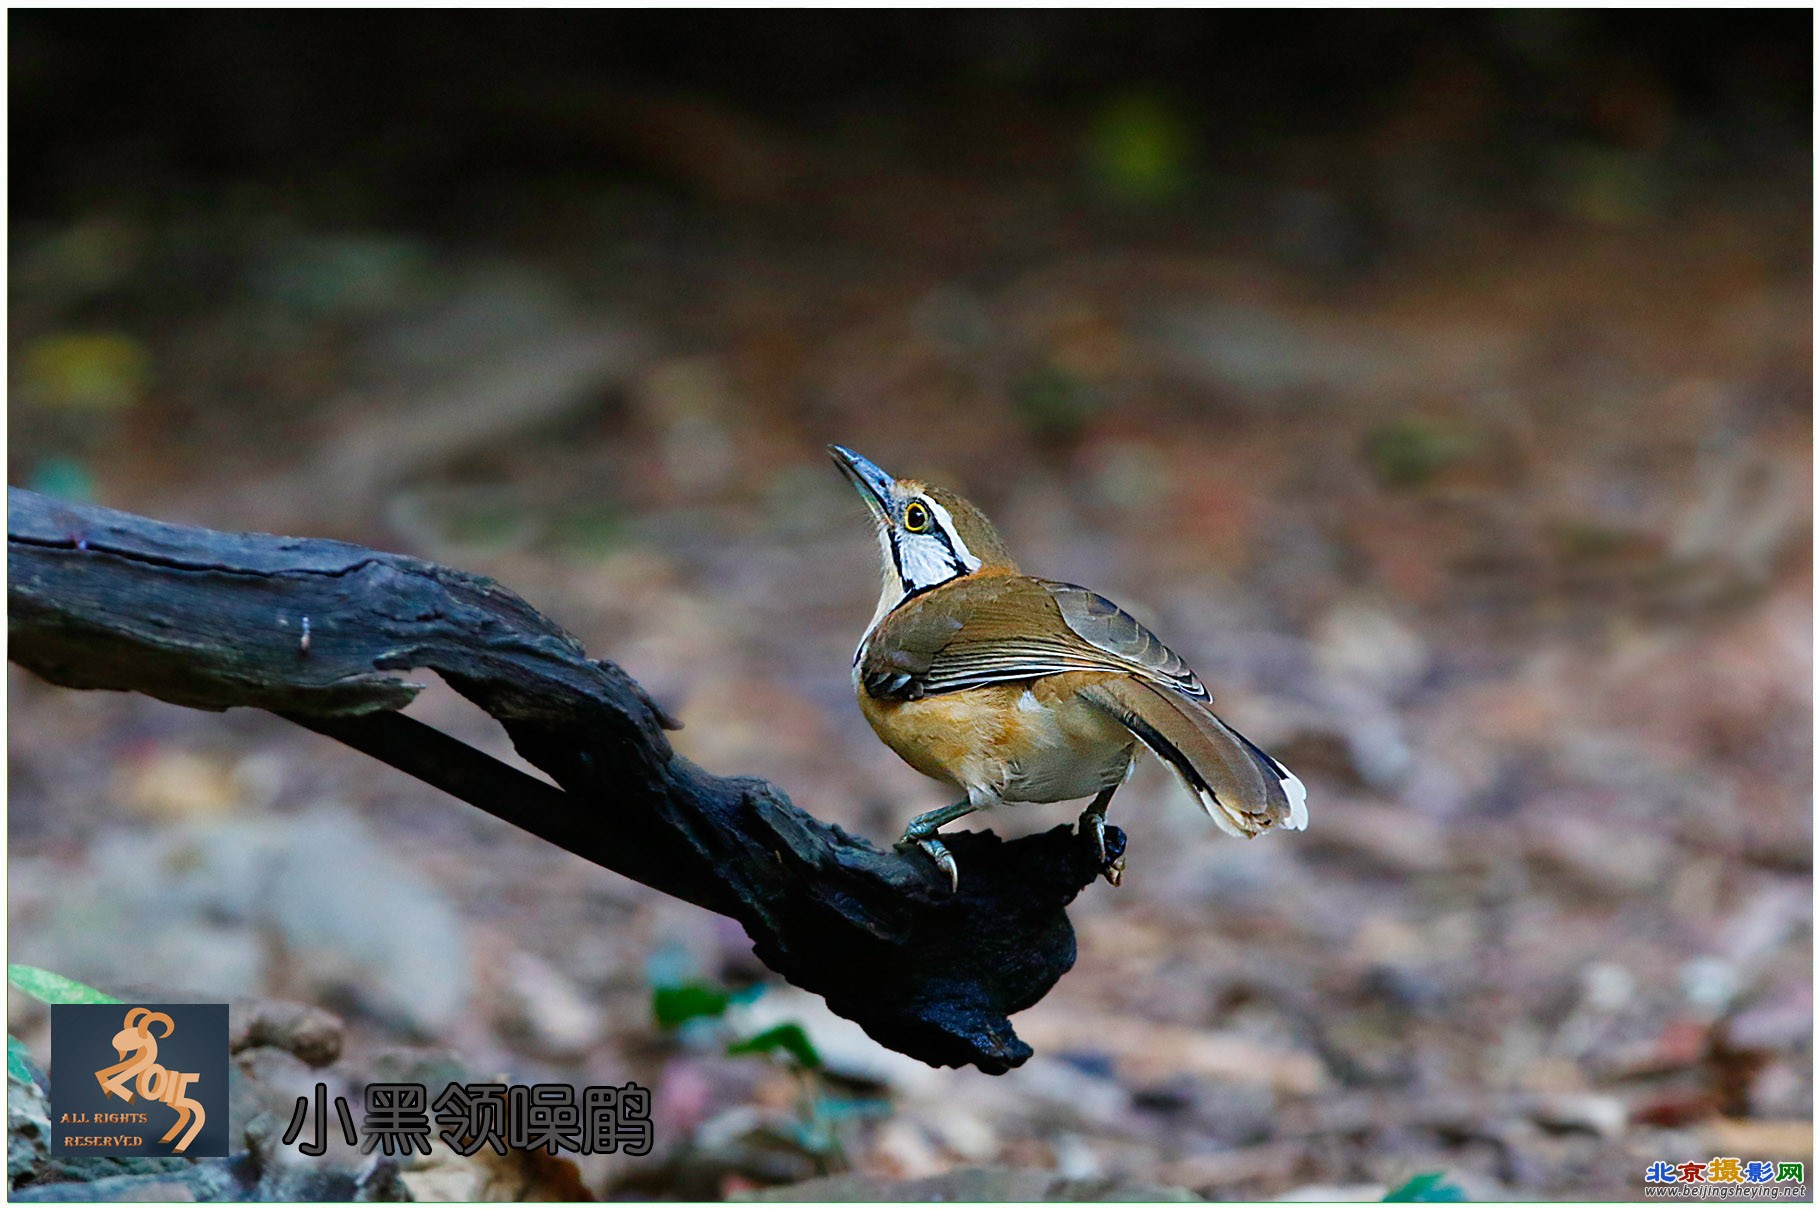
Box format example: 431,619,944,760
651,982,731,1030
7,964,121,1005
1384,1172,1468,1202
8,1036,36,1087
1362,418,1472,489
1085,93,1196,204
728,1022,823,1071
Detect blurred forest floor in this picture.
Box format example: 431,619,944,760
7,12,1812,1201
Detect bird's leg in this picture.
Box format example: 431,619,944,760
1077,785,1118,861
900,799,978,892
1078,785,1125,886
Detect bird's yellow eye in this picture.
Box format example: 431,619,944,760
903,501,932,533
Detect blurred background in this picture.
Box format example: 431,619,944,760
7,10,1811,1201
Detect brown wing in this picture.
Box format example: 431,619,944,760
1041,581,1208,701
859,575,1208,702
857,575,1025,700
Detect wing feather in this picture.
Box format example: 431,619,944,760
860,575,1209,701
1042,582,1208,700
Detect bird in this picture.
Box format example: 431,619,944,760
829,445,1307,891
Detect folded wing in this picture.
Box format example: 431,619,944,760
860,576,1206,699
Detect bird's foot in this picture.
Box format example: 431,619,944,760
899,799,976,893
911,835,960,892
1081,810,1110,863
1078,808,1125,887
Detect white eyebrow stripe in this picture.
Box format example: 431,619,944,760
925,498,980,573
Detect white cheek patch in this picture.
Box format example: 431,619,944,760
859,497,983,663
926,499,981,573
897,533,961,591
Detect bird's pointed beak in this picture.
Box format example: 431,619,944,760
828,444,895,520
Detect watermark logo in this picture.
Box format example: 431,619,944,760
50,1003,229,1157
1645,1158,1807,1199
283,1081,653,1157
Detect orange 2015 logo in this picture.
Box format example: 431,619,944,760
93,1007,207,1153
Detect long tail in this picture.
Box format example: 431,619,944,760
1082,677,1308,838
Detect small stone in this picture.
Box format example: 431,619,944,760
231,1000,345,1068
353,1155,410,1202
1528,1092,1628,1139
495,952,601,1056
8,1068,52,1184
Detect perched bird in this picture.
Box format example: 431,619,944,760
830,444,1307,890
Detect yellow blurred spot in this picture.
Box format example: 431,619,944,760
116,750,243,820
22,332,149,411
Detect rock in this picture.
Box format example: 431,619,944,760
116,748,247,820
1157,1143,1301,1192
919,1108,997,1162
9,1063,196,1194
1744,1060,1809,1120
231,1001,345,1068
735,1166,1200,1201
1580,962,1637,1013
988,1055,1130,1132
39,807,472,1035
394,1148,488,1202
1277,1183,1395,1202
495,952,601,1057
1527,1093,1628,1139
351,1155,409,1202
230,1046,329,1161
1726,988,1811,1054
866,1120,945,1181
1013,1008,1326,1096
1313,596,1431,700
1526,816,1672,897
249,1163,364,1202
10,1156,253,1202
662,1105,825,1194
1309,804,1449,876
1680,956,1740,1016
722,989,942,1095
258,808,473,1035
1701,1118,1812,1158
1047,1174,1200,1202
13,1174,202,1201
8,1068,52,1185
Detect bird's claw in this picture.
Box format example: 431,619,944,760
913,836,960,893
1079,810,1124,886
1084,812,1110,864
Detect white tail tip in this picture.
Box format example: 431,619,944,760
1279,766,1309,831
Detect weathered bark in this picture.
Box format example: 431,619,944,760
7,487,1121,1073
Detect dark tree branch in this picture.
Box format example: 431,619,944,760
7,486,1121,1073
